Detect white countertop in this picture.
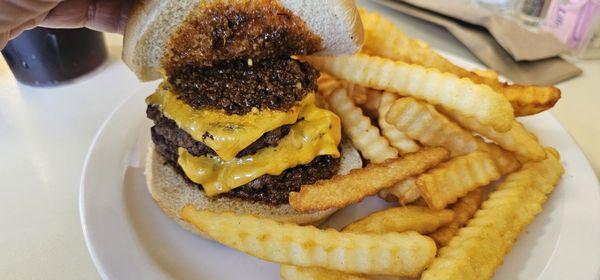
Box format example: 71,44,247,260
0,1,598,279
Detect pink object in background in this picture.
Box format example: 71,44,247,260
544,0,600,57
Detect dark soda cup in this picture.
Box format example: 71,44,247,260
1,27,108,87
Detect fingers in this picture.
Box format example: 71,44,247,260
0,0,58,33
41,0,134,34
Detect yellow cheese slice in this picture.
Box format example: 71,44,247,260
177,101,341,196
146,84,312,161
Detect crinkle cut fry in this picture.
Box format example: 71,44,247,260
343,206,454,234
303,54,514,132
289,147,450,212
378,91,420,154
281,206,450,280
421,149,564,280
180,207,437,277
385,97,520,175
440,107,545,161
326,86,398,163
280,265,368,280
416,151,501,210
359,9,560,116
378,177,421,205
429,189,484,247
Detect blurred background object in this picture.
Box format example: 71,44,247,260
544,0,600,59
473,0,516,12
515,0,553,27
1,27,107,87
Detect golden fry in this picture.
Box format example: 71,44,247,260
496,84,561,116
360,87,382,119
421,149,564,280
359,9,463,78
385,97,520,174
416,151,500,210
289,148,450,212
181,207,437,276
343,206,454,234
378,92,420,154
280,265,368,280
378,177,421,204
303,54,514,132
317,73,343,97
346,82,369,105
429,189,483,247
281,205,451,279
359,9,561,116
441,108,545,161
327,87,398,163
280,205,450,279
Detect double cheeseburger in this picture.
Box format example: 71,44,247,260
122,0,364,235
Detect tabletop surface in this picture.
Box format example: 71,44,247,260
1,1,599,279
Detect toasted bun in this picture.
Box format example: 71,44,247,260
123,0,364,80
145,139,362,237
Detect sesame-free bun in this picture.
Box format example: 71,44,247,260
123,0,364,81
144,140,362,237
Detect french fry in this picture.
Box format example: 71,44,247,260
385,97,520,175
289,148,450,212
181,207,437,277
303,53,514,132
327,86,398,163
359,9,463,77
282,206,450,279
429,189,484,247
421,149,564,280
473,69,499,80
317,73,343,97
360,87,382,119
416,151,500,210
359,9,561,116
496,84,561,116
280,265,368,280
440,108,545,161
378,92,420,154
343,206,454,234
378,177,421,204
346,82,369,105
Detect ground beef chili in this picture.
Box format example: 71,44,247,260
168,58,318,114
164,0,322,71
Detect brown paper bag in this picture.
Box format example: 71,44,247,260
371,0,581,85
399,0,570,61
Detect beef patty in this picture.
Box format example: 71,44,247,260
148,105,290,158
149,111,341,205
168,58,318,114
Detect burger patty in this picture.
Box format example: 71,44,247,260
168,58,318,114
151,126,341,205
147,105,290,157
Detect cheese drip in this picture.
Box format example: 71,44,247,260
177,100,341,196
146,83,312,161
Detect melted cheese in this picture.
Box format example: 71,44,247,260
146,84,312,161
177,101,341,196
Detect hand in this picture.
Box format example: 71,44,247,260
1,0,133,49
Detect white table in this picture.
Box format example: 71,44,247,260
0,1,598,279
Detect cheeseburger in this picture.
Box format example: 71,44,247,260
122,0,364,234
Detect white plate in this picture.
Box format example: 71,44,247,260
80,54,600,280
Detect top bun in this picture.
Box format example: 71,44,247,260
123,0,364,81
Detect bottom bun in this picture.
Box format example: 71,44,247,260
144,139,362,237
